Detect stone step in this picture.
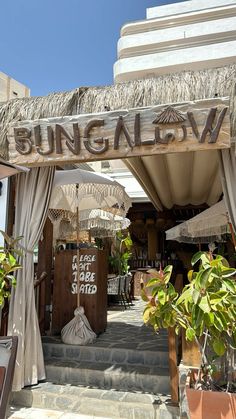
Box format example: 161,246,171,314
45,358,170,394
43,340,169,368
11,382,180,419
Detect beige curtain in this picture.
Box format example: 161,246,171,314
219,145,236,233
8,166,55,391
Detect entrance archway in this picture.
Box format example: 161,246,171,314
1,66,235,400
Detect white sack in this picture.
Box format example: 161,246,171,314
61,306,96,345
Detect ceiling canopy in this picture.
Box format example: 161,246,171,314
125,149,222,211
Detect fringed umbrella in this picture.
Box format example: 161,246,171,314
166,200,235,245
53,209,130,242
48,168,131,345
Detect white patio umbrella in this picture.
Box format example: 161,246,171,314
48,168,131,345
54,209,131,241
78,209,130,237
0,157,29,179
50,168,130,215
166,200,233,244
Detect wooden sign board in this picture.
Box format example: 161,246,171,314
52,248,107,334
8,97,230,167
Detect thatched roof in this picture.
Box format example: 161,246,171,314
0,64,236,159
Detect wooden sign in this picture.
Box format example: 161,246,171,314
71,252,97,295
52,248,107,334
7,97,230,167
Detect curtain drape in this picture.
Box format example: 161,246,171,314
219,145,236,234
8,166,55,391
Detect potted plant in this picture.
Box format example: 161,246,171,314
0,231,22,308
142,250,236,419
109,231,133,276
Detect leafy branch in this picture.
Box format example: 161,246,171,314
109,231,133,275
142,251,236,391
0,231,23,307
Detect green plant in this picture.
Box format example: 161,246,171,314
142,251,236,392
109,231,133,275
0,231,22,308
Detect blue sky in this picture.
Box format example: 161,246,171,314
0,1,186,96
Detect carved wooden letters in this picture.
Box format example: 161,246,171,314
8,98,230,166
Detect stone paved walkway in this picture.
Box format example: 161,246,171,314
104,299,168,350
8,406,110,418
43,298,168,351
9,300,171,418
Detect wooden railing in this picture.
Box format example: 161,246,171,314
0,304,9,338
0,336,18,419
34,272,47,334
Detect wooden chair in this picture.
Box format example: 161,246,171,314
0,336,18,419
107,276,127,309
123,274,132,308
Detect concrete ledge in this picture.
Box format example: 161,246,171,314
178,363,190,419
45,359,170,394
114,40,236,83
121,5,236,37
147,0,236,20
11,382,180,419
118,17,236,59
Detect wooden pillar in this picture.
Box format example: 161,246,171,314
37,217,53,334
6,177,15,237
147,220,158,260
226,239,236,268
0,178,15,335
168,327,179,404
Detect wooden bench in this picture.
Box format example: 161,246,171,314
0,336,18,419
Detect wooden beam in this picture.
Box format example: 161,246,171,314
168,327,179,404
147,226,158,260
6,177,15,237
8,98,230,167
37,218,53,334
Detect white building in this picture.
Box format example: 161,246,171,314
92,0,236,203
114,0,236,83
109,0,236,205
0,72,30,244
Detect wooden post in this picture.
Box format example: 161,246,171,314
0,178,15,335
6,177,15,237
37,217,53,334
147,223,158,260
228,222,236,251
168,327,179,404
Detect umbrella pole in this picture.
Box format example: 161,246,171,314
77,205,80,307
76,184,80,307
228,222,236,251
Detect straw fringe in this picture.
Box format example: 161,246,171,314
0,89,80,159
0,65,236,159
78,65,236,114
